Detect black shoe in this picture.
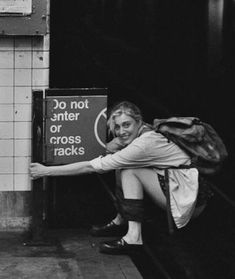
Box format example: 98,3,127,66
90,221,128,237
99,238,143,255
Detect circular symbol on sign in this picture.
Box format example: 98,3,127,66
94,108,107,148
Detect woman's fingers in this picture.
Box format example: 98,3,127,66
29,162,43,179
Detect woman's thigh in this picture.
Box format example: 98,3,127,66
121,168,167,210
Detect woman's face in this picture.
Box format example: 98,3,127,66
114,113,141,145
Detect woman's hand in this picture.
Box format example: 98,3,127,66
29,163,48,180
106,137,125,154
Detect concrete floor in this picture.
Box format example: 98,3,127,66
0,230,142,279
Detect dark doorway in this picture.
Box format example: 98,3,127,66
49,0,210,119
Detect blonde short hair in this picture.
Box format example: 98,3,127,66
107,101,143,136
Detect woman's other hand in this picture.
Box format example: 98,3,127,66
29,163,48,180
106,137,125,154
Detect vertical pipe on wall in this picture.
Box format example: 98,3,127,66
24,91,48,244
208,0,224,76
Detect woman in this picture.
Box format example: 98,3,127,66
30,101,207,255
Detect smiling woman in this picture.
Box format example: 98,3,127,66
30,101,209,255
109,103,143,146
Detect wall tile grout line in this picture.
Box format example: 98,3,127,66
13,37,15,191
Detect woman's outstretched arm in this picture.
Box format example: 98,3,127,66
29,161,95,180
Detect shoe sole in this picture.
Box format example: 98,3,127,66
99,245,143,255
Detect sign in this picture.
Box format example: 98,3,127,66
0,0,47,35
0,0,32,14
45,95,107,165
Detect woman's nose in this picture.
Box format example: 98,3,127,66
119,126,125,135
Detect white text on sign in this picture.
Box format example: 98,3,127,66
48,99,90,157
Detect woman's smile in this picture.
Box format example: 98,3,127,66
120,134,130,140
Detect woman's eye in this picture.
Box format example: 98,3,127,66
123,123,130,128
114,126,120,131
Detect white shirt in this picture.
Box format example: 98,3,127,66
90,131,199,228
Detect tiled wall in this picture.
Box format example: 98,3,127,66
0,35,49,230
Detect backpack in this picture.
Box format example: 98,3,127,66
153,117,228,175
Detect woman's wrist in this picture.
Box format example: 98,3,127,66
40,165,53,177
46,166,58,177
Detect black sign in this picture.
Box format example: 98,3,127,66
45,95,107,165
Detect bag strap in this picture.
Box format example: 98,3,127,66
164,169,175,235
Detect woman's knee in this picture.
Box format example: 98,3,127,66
120,168,141,180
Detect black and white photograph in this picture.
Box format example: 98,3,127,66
0,0,234,278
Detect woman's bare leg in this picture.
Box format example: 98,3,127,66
112,213,124,225
120,168,167,244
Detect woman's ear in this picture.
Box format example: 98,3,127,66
138,120,143,128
